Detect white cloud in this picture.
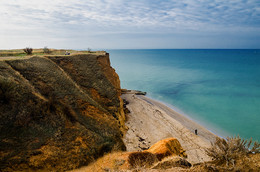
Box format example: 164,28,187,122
0,0,259,49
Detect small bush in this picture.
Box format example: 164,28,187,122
206,136,260,167
128,152,158,168
43,46,51,54
23,47,33,55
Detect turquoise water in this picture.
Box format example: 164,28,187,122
108,49,260,141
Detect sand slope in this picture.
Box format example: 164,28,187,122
122,93,218,164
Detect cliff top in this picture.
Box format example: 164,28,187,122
0,48,106,61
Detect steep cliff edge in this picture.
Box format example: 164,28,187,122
0,53,126,171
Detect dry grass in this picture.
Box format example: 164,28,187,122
70,135,259,171
128,152,159,169
206,136,260,167
0,48,106,58
0,77,16,104
71,138,191,172
0,53,126,171
43,46,51,54
71,152,130,172
71,151,158,172
151,156,191,169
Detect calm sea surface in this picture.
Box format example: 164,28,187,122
108,49,260,141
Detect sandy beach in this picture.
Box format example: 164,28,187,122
122,91,218,164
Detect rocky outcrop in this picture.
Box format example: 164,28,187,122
0,53,126,171
79,137,190,171
145,138,187,160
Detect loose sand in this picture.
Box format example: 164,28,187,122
122,92,218,164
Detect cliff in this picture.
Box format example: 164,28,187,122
0,53,126,171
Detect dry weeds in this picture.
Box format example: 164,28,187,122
206,135,260,168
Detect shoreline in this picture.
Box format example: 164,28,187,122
139,95,218,142
122,91,218,164
144,94,225,139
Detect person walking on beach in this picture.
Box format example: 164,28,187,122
195,129,198,135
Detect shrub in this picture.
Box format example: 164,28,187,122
43,46,51,54
128,152,158,168
206,136,260,167
23,47,33,55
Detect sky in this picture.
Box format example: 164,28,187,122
0,0,260,49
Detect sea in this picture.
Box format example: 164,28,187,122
108,49,260,141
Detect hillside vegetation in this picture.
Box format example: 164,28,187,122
73,136,259,172
0,48,102,57
0,50,126,171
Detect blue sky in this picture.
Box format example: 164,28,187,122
0,0,259,49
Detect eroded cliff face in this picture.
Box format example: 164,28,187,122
0,53,126,171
